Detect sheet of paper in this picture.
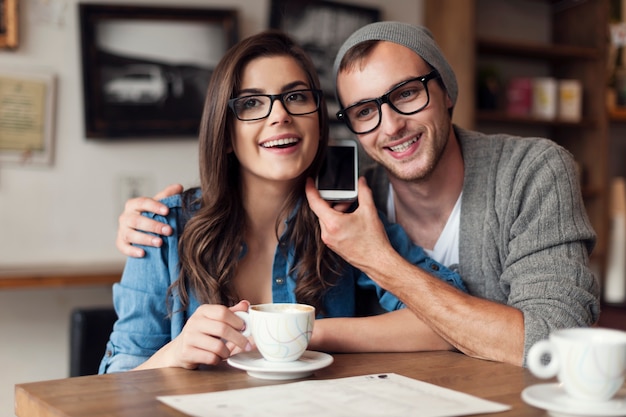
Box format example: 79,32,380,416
157,373,511,417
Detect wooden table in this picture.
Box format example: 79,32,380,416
15,351,548,417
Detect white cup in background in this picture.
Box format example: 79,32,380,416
527,328,626,402
558,79,582,122
532,77,557,120
236,303,315,362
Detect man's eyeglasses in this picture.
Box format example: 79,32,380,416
336,71,441,135
228,89,323,121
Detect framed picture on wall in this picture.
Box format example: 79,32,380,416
0,69,56,165
79,4,238,139
0,0,19,49
269,0,380,129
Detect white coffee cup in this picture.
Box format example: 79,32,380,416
527,328,626,402
236,303,315,362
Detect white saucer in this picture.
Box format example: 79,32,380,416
227,350,333,380
522,383,626,417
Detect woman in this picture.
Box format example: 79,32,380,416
100,30,465,374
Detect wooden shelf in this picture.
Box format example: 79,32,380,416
0,263,123,289
477,38,600,61
476,110,597,128
608,107,626,122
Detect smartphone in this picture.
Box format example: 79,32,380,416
316,139,358,202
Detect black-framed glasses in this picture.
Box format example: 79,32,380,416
228,89,323,121
336,71,441,135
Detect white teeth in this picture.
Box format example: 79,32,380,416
389,137,418,152
262,137,299,148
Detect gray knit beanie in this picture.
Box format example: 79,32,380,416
333,21,458,107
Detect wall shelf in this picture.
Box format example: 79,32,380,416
477,38,600,61
0,263,122,289
609,107,626,122
476,110,598,128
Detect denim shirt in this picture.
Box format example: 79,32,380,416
99,191,466,373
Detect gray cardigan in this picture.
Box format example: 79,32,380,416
364,126,600,364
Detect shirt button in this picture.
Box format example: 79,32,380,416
275,277,285,285
430,264,440,271
106,350,112,357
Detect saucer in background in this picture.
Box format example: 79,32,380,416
522,383,626,417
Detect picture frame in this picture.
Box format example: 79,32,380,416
0,0,18,49
269,0,380,128
0,69,56,165
79,4,238,139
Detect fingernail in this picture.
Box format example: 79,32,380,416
162,225,172,235
245,343,252,352
151,237,162,247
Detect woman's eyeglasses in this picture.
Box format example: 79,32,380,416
228,89,322,121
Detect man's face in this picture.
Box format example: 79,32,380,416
336,41,453,182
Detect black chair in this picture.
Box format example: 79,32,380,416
355,287,386,317
69,306,117,377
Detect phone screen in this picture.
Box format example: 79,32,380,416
317,146,356,191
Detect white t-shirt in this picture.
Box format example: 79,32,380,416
386,184,461,267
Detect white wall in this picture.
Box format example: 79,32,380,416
0,0,423,415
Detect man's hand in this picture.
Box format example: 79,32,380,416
305,177,391,270
116,183,183,258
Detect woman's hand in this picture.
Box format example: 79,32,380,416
116,183,183,257
135,301,252,370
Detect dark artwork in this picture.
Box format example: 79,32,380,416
0,0,6,35
97,53,211,129
79,4,238,139
270,0,380,119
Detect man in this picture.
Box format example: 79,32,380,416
116,22,599,366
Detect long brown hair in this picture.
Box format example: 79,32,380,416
171,30,342,314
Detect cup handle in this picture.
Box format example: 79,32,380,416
234,311,251,337
527,340,559,379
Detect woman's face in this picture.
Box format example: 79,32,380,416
230,55,320,190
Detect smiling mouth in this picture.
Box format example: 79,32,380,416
388,136,419,152
261,138,300,149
